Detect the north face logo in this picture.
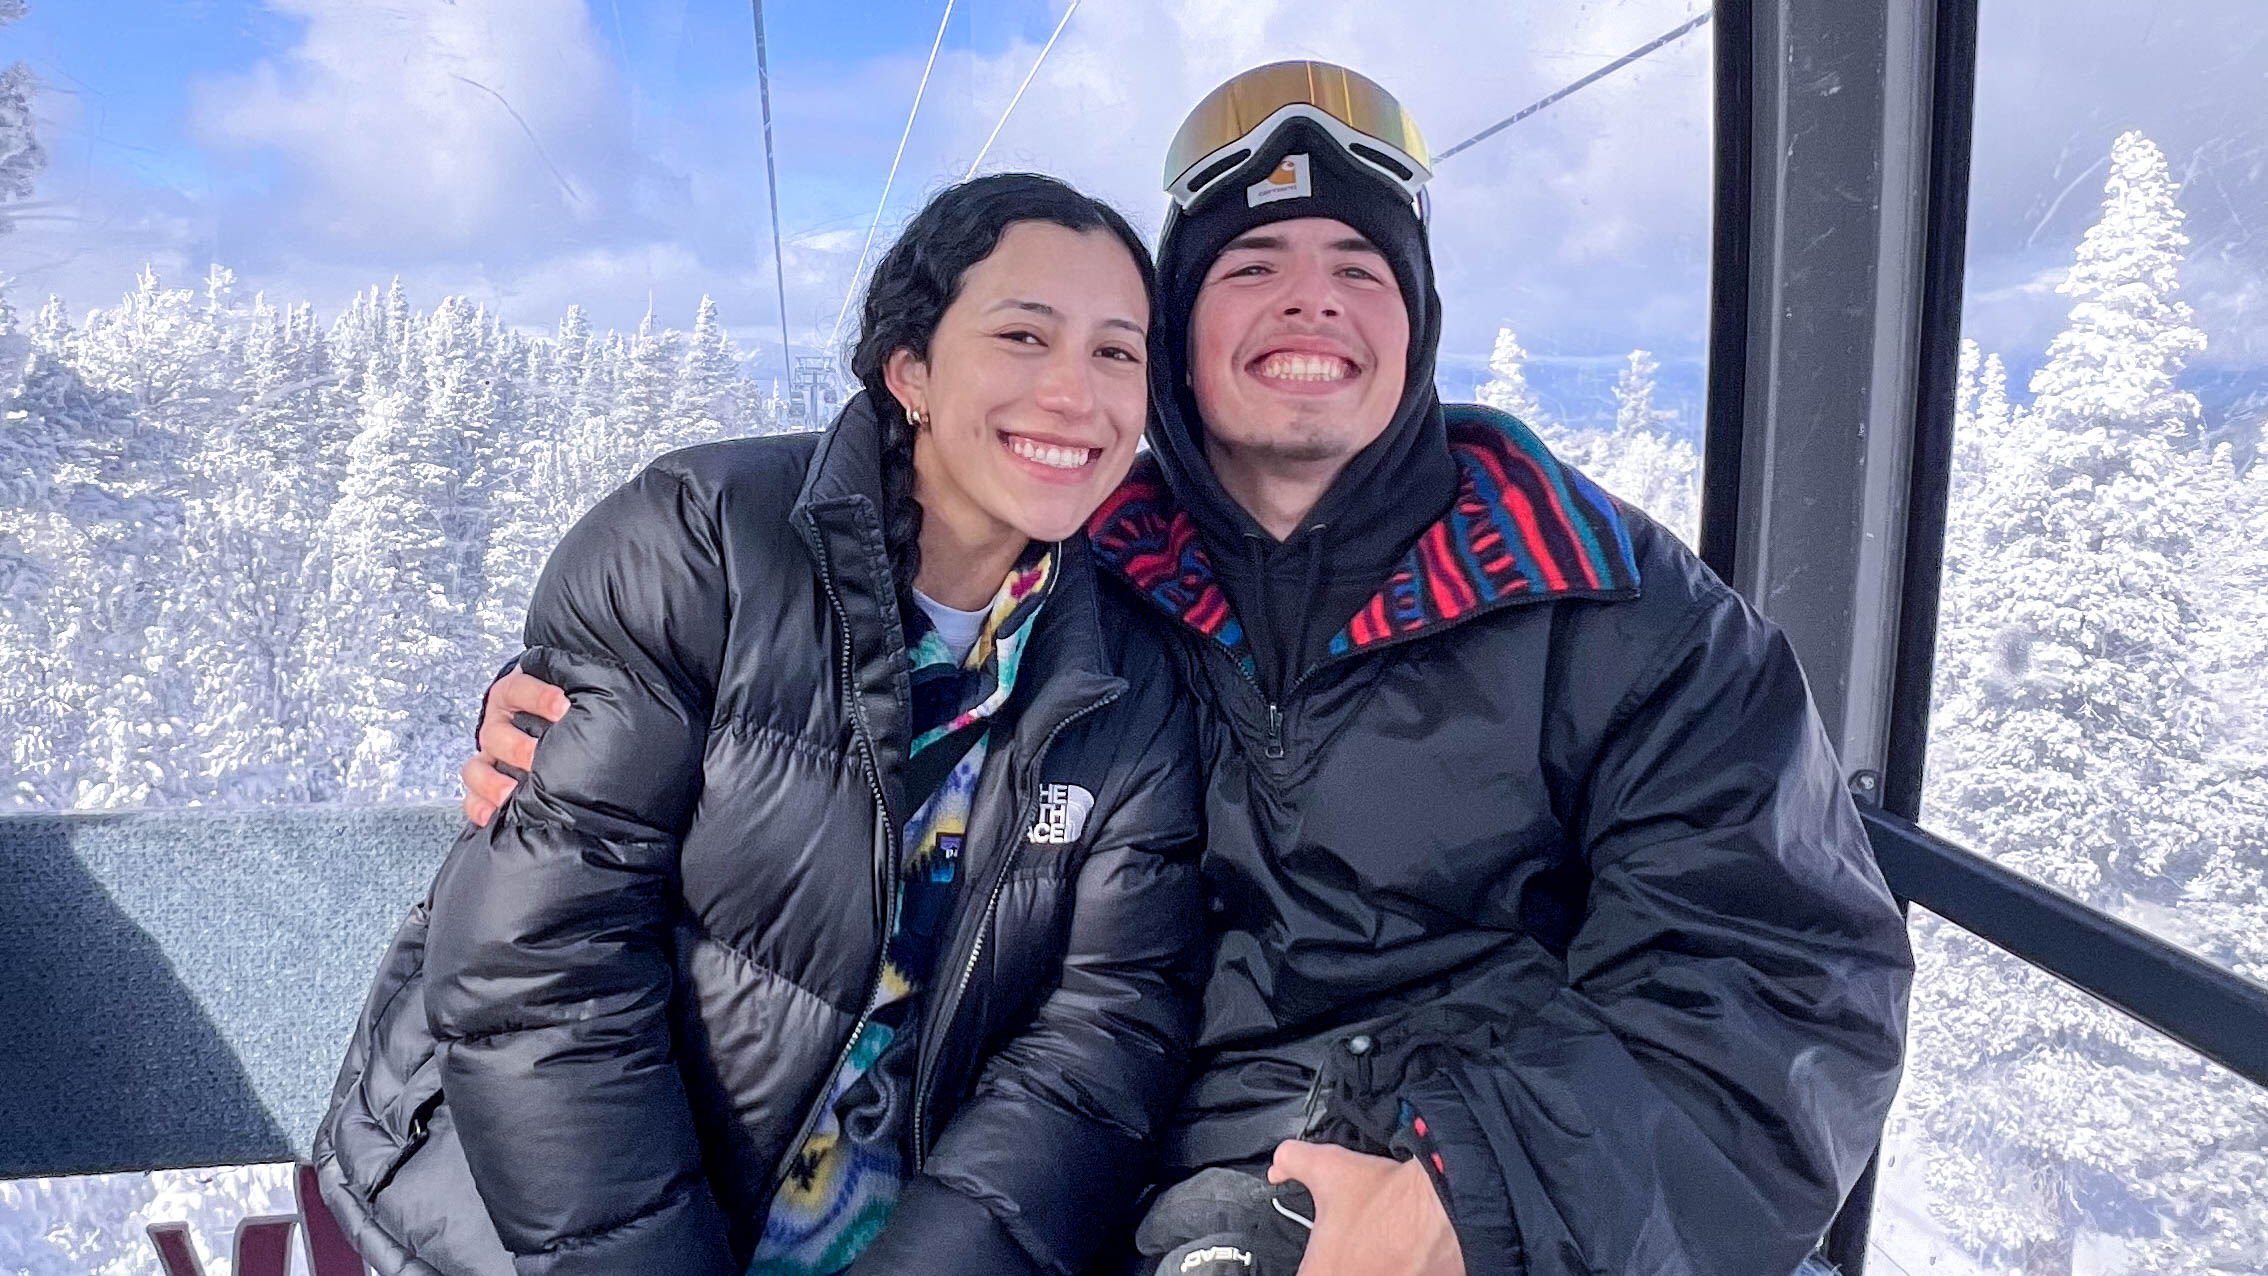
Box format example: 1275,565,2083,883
1026,783,1095,845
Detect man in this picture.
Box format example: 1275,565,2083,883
462,63,1912,1276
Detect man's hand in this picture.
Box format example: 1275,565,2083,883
1271,1141,1464,1276
461,669,571,827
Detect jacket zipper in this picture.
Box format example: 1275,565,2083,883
766,541,904,1204
908,686,1123,1172
1165,581,1619,767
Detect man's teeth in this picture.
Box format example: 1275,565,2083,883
1008,435,1096,470
1257,352,1354,382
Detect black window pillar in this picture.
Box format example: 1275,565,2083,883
1704,1,1980,1270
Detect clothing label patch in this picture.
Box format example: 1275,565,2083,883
1026,783,1095,845
1246,153,1312,207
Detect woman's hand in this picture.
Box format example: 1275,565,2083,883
461,669,571,826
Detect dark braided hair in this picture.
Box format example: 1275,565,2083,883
849,173,1156,619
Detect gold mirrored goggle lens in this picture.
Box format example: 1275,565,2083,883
1164,61,1432,203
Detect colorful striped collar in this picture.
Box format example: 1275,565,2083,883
905,543,1055,756
1087,404,1641,673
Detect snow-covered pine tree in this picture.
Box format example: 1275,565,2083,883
1948,338,2012,512
1611,348,1673,437
2198,444,2268,774
0,0,43,238
672,295,742,449
36,269,223,806
318,333,475,803
1475,326,1548,428
562,328,626,515
1912,130,2268,1276
477,325,580,660
612,308,684,467
0,288,23,391
0,344,100,807
380,278,412,373
1,343,186,808
422,296,503,616
178,295,347,804
29,291,65,354
71,267,231,430
328,285,385,401
1584,349,1699,545
1933,339,2012,667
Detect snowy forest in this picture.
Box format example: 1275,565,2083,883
0,271,791,809
0,280,1713,815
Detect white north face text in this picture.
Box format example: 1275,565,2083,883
1026,783,1095,845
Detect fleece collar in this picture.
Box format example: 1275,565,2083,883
1087,404,1641,676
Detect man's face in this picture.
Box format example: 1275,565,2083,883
1186,216,1411,466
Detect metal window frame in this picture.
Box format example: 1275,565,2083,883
1703,0,1944,786
1864,809,2268,1088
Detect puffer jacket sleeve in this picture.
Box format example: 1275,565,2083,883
848,674,1208,1276
1397,588,1913,1276
423,462,739,1276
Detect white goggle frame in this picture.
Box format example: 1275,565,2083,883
1165,102,1435,222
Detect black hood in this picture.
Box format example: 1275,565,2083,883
1147,118,1459,695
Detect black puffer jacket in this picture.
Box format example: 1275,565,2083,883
1086,403,1914,1276
314,397,1207,1276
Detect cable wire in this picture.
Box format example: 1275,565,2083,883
827,0,957,352
751,0,794,390
1436,11,1712,163
961,0,1080,181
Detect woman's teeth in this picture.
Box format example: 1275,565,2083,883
1257,352,1354,382
1008,435,1097,470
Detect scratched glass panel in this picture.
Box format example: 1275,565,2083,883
1900,4,2268,1272
1921,0,2268,1014
0,0,1711,812
1873,913,2268,1276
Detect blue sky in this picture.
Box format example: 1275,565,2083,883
4,0,2264,437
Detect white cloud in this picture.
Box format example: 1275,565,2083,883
186,0,634,251
19,0,2259,421
11,0,1721,388
855,0,1716,364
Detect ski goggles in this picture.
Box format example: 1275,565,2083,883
1163,61,1434,216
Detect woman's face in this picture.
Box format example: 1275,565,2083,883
888,220,1151,547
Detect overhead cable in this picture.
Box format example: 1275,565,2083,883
751,0,795,390
828,0,957,352
1436,11,1712,163
962,0,1081,181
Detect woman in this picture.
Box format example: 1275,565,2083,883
313,174,1206,1276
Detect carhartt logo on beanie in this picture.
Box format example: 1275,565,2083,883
1247,155,1312,207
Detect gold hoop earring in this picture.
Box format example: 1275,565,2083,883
907,406,927,430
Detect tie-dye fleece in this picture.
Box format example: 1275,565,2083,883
748,545,1056,1276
